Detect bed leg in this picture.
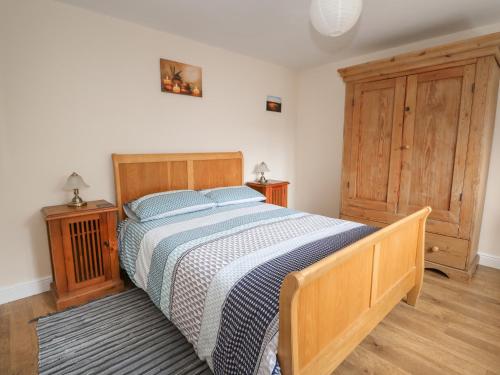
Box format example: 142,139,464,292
406,284,421,306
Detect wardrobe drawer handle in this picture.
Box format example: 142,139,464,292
401,145,410,150
431,246,440,252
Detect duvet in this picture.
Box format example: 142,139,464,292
118,202,376,375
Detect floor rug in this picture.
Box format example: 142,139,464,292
37,288,211,375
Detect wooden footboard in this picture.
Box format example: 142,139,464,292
278,207,431,375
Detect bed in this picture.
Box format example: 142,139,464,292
112,151,431,375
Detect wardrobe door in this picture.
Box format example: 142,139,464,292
398,65,475,236
342,77,406,217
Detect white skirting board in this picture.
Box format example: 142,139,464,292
0,276,52,305
478,252,500,270
0,253,499,305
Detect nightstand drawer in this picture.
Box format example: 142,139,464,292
425,232,468,270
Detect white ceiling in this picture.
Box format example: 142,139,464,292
58,0,500,69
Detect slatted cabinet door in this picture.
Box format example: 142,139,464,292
343,77,406,216
398,65,476,236
60,213,110,290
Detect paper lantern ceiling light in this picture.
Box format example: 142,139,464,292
310,0,363,37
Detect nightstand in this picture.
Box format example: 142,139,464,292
247,180,290,207
41,200,124,310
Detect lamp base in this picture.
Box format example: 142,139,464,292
67,190,87,207
67,201,88,208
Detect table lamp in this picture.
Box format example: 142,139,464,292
255,162,270,184
64,172,89,207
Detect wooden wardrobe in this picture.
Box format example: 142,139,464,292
338,33,500,280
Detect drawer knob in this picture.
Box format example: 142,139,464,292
431,246,440,252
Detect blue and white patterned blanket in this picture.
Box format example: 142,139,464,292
118,202,376,374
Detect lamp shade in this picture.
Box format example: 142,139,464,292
255,162,270,174
310,0,363,37
63,172,89,190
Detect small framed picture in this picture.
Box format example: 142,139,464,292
266,96,282,112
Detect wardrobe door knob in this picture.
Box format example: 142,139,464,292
431,246,440,252
401,145,410,150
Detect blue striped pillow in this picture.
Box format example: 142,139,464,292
200,186,265,206
127,190,216,222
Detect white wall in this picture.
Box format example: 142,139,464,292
0,0,297,291
296,23,500,261
0,4,5,153
0,2,8,286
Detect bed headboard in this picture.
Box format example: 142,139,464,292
112,151,244,220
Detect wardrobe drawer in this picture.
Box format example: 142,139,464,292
424,232,468,270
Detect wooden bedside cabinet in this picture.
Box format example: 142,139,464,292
41,200,124,310
247,180,289,207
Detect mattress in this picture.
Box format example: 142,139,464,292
118,201,376,374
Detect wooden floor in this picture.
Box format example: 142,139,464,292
1,266,500,375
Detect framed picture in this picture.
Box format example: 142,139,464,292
160,58,202,97
266,96,282,112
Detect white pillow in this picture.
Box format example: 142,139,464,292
200,186,266,206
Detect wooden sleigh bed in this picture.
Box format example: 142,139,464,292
112,151,431,375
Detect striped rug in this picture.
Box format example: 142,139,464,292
37,288,211,375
